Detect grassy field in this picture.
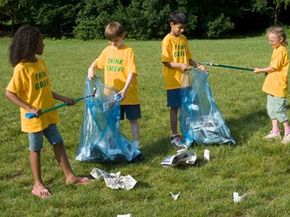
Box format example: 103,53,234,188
1,35,290,217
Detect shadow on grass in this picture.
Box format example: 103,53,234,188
141,137,173,160
226,108,270,144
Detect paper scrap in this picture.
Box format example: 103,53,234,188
161,149,197,167
90,168,137,190
117,214,132,217
204,149,210,161
233,192,246,203
170,191,181,200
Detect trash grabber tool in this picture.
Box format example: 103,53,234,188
25,88,97,119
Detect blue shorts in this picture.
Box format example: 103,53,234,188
120,104,141,120
28,124,63,151
167,88,182,108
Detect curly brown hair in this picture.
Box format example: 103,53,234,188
9,25,43,66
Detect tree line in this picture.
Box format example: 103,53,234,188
0,0,289,40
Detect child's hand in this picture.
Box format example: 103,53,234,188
179,63,190,71
87,69,97,80
28,107,42,117
118,89,127,101
254,68,262,74
197,64,207,72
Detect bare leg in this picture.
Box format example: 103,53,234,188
130,119,139,141
170,107,178,135
53,143,88,184
283,121,290,134
30,151,51,198
272,119,279,132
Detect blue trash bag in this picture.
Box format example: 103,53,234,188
76,78,142,162
180,68,235,146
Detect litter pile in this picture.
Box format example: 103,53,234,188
180,68,235,146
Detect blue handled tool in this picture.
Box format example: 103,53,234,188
25,88,97,119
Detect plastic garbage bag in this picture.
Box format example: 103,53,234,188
180,68,235,146
76,78,142,162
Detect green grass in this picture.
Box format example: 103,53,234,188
1,36,290,216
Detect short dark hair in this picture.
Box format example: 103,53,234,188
104,22,125,40
9,25,42,66
168,11,187,24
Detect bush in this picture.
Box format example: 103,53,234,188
206,14,234,38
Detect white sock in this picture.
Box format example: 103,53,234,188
133,140,140,148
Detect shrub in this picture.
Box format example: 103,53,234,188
206,14,234,38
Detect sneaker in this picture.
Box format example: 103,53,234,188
170,135,185,149
282,133,290,144
263,130,281,140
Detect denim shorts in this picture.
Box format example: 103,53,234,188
267,95,288,123
28,124,63,151
120,104,141,120
167,88,182,108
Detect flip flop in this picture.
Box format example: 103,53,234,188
31,186,51,199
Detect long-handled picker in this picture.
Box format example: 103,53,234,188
25,88,97,119
199,62,254,72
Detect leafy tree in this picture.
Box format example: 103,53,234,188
0,0,35,33
253,0,290,24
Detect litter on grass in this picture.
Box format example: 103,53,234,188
203,149,210,161
117,214,132,217
180,68,235,146
233,192,246,203
76,78,142,162
90,168,137,190
170,191,181,200
161,149,197,167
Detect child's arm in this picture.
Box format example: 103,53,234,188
254,66,275,74
189,59,207,71
5,90,41,115
163,62,190,71
52,91,75,106
119,73,135,100
88,59,99,80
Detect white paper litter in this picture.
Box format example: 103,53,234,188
233,192,246,203
170,191,181,200
161,149,197,167
90,168,137,190
204,149,210,161
117,214,132,217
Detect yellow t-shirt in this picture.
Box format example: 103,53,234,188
262,45,289,97
93,44,139,105
6,59,59,133
161,33,193,90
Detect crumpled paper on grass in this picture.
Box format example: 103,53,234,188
161,149,197,167
90,168,137,190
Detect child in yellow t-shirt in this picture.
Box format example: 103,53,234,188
5,25,89,199
88,22,142,155
254,25,290,144
161,11,206,148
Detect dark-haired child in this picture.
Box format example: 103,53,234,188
161,11,206,148
5,25,89,199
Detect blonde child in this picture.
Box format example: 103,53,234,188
88,22,143,160
254,25,290,144
161,11,206,148
5,25,89,199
